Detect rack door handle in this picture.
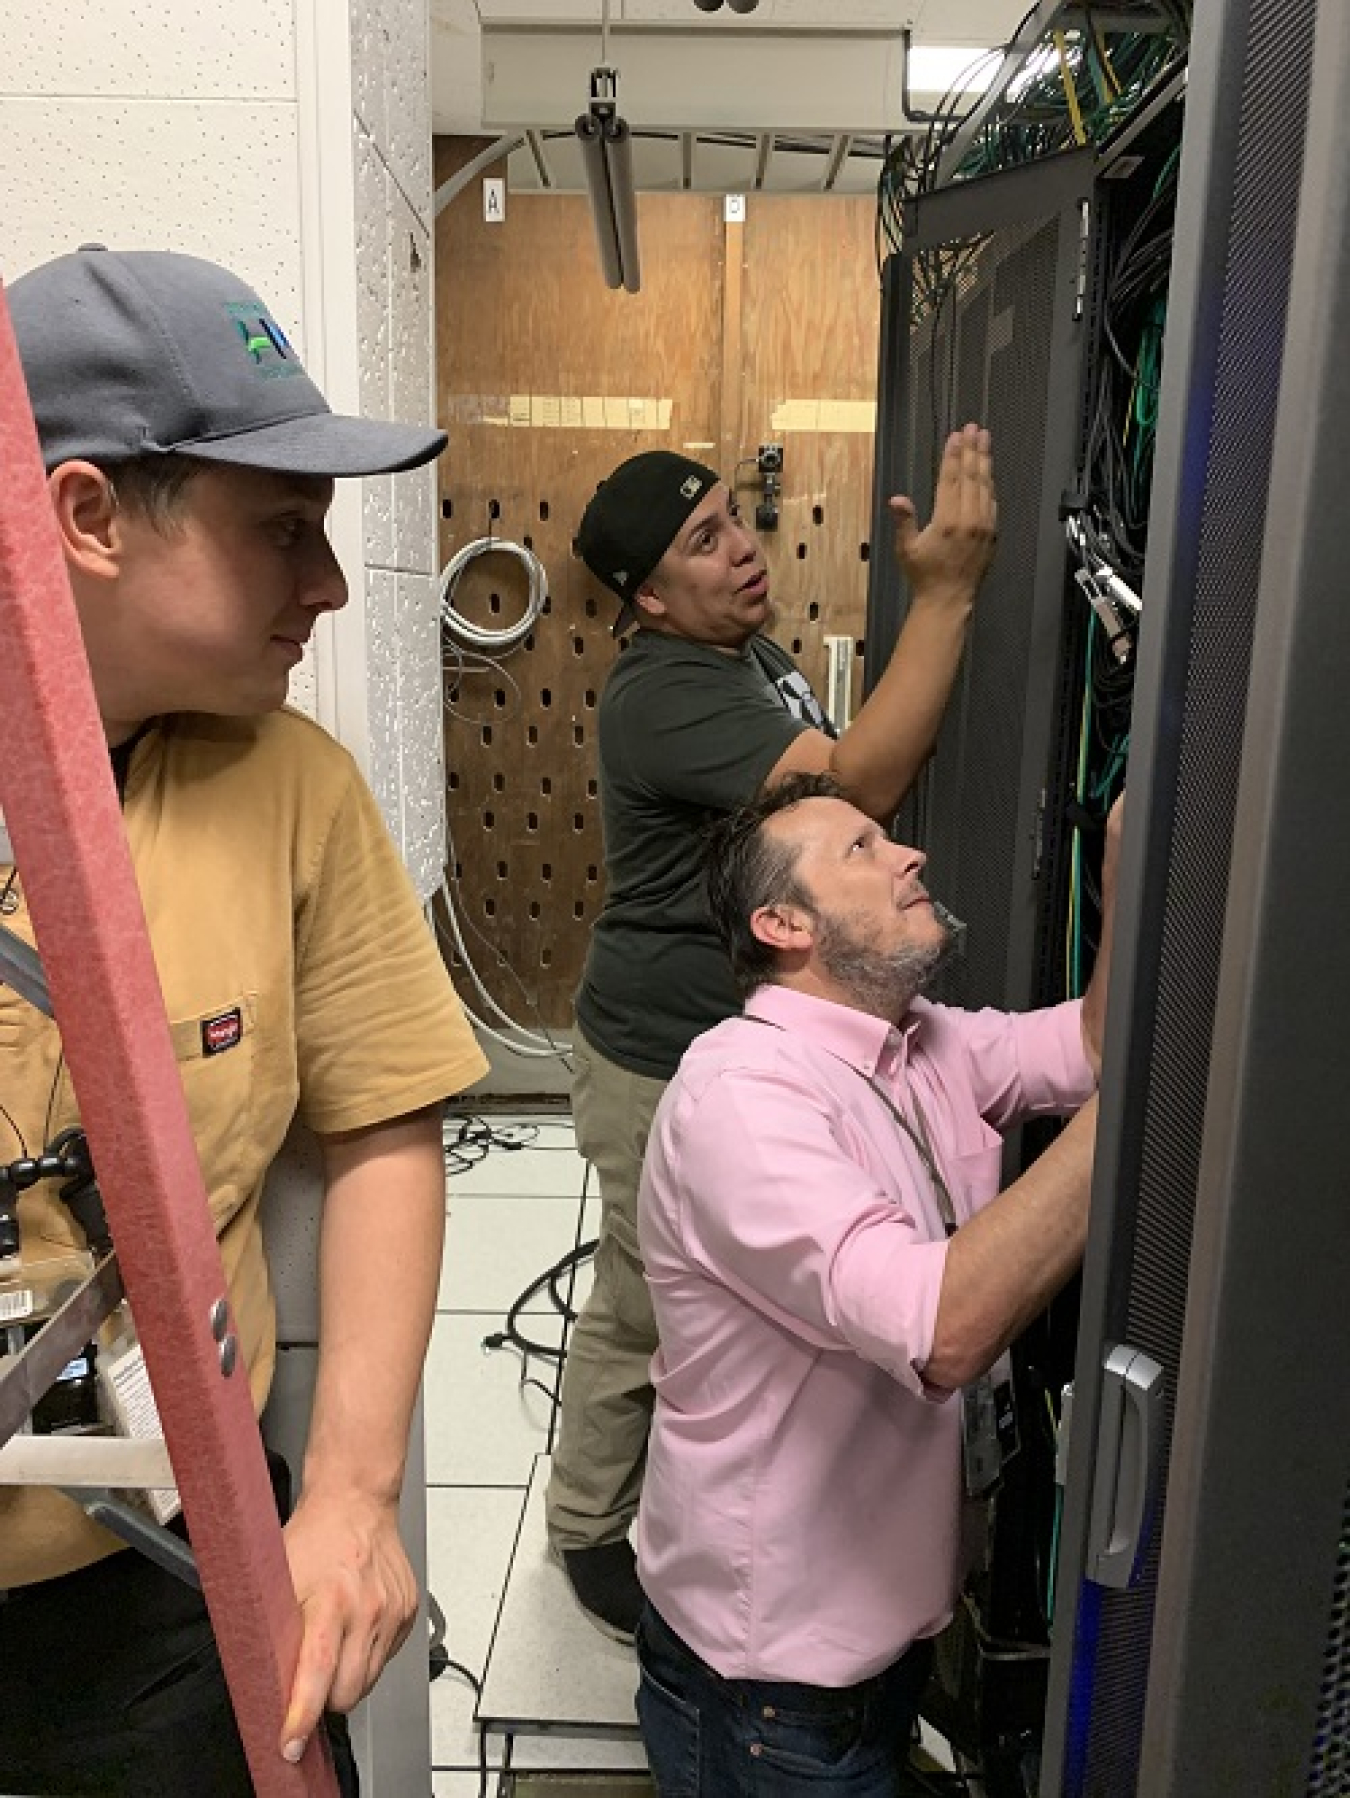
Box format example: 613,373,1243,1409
1086,1342,1166,1590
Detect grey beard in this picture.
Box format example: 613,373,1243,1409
929,899,966,962
815,900,965,1019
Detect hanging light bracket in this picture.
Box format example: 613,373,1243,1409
574,63,642,293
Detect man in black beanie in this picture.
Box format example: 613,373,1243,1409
545,431,996,1639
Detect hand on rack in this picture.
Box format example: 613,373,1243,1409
889,422,998,606
279,1486,419,1764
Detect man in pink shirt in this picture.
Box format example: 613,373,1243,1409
635,773,1119,1794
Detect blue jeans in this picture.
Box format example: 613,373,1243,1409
636,1603,933,1797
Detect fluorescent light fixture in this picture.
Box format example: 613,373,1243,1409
906,44,1001,96
907,40,1067,104
575,69,641,294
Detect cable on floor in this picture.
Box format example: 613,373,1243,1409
445,1113,547,1174
427,1590,496,1795
443,1114,581,1177
451,1142,595,1429
482,1236,600,1410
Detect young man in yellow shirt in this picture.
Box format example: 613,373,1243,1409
0,245,486,1795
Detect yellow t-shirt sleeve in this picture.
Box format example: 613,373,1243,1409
292,769,487,1134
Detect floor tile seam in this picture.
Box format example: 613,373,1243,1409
454,1185,581,1200
425,1479,533,1491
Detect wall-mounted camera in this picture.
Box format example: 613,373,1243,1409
734,443,784,530
754,442,783,531
693,0,761,12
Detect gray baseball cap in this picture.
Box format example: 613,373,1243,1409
7,244,446,477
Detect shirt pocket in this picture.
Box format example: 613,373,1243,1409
942,1109,1006,1220
166,993,259,1230
31,994,260,1255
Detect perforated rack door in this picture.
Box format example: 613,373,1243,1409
1120,0,1350,1784
1039,0,1331,1790
1307,1483,1350,1797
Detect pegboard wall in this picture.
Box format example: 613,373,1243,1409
434,138,881,1029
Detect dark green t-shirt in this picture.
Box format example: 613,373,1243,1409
575,629,833,1079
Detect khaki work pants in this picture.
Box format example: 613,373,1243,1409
544,1026,668,1552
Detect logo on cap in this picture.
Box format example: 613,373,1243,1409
680,476,703,499
225,302,301,381
613,571,630,588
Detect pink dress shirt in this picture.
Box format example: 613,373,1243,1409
635,982,1094,1686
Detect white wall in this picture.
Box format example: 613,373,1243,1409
0,0,447,898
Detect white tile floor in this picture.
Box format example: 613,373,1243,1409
427,1110,648,1790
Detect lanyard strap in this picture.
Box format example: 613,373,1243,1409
854,1064,959,1239
744,1014,959,1236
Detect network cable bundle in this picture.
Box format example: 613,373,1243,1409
436,527,571,1068
1061,135,1180,1003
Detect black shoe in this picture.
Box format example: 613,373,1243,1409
555,1539,644,1645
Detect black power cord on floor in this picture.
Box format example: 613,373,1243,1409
482,1236,599,1414
482,1236,599,1364
462,1135,595,1432
444,1113,575,1176
428,1591,497,1796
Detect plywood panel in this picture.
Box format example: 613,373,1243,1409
433,147,880,1031
739,195,881,721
